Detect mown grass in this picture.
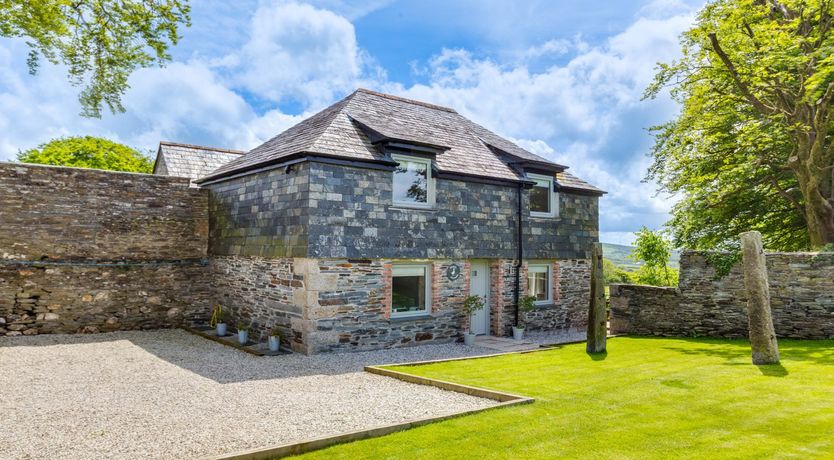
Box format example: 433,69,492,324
292,337,834,459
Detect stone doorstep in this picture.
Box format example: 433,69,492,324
183,326,292,356
473,335,539,352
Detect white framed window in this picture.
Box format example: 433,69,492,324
527,173,558,218
391,264,432,317
391,154,435,208
527,264,551,305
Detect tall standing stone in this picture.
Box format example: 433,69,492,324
740,231,780,365
587,242,607,353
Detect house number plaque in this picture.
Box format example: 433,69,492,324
446,264,461,281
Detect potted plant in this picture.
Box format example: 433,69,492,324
461,295,485,346
210,304,227,337
268,328,282,352
513,295,536,340
237,322,250,345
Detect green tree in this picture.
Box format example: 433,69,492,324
0,1,190,118
603,258,634,285
645,0,834,250
18,136,153,173
630,227,677,286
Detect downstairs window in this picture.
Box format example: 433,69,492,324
391,265,431,317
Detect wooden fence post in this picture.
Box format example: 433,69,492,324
740,231,780,365
587,242,607,353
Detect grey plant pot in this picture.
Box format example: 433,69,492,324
512,326,525,341
463,333,477,346
238,330,249,345
268,336,280,352
216,323,227,337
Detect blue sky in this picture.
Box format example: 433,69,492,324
0,0,706,245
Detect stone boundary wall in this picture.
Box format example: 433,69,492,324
610,251,834,339
1,162,208,260
0,163,211,336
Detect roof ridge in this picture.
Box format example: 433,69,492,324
159,141,245,154
354,88,457,113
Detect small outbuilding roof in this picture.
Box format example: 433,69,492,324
196,89,603,195
153,142,244,182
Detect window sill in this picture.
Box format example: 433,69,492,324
533,303,559,309
529,214,559,220
389,205,437,212
389,313,433,322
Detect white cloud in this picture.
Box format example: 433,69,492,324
521,39,572,61
305,0,394,20
230,1,371,108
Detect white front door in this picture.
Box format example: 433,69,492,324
469,261,490,335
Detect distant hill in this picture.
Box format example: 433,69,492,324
601,243,680,270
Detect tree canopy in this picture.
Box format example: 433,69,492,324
629,227,679,286
0,1,190,118
18,136,153,173
646,0,834,250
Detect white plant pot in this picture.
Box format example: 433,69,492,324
512,326,525,340
268,336,280,352
463,333,476,346
216,323,227,337
238,330,249,345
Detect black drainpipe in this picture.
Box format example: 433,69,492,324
514,181,524,328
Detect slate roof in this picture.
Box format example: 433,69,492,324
195,89,602,195
153,142,244,182
556,171,605,195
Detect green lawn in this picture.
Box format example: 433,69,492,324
293,337,834,459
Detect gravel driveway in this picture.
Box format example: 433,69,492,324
0,329,496,459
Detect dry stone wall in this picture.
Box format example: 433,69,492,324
0,163,211,336
0,163,207,260
610,251,834,339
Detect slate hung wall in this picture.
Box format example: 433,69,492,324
206,160,599,354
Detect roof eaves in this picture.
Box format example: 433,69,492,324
194,151,399,185
480,139,567,172
556,184,607,196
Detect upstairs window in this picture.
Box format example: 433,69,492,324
392,154,435,208
528,173,558,218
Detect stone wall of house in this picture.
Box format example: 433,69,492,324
205,163,310,258
610,251,834,339
0,162,211,336
305,162,598,260
211,256,471,354
303,259,470,353
490,259,590,336
523,259,590,333
211,256,299,348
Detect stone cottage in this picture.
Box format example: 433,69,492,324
154,89,604,354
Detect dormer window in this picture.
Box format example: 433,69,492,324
528,173,558,218
391,154,435,208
